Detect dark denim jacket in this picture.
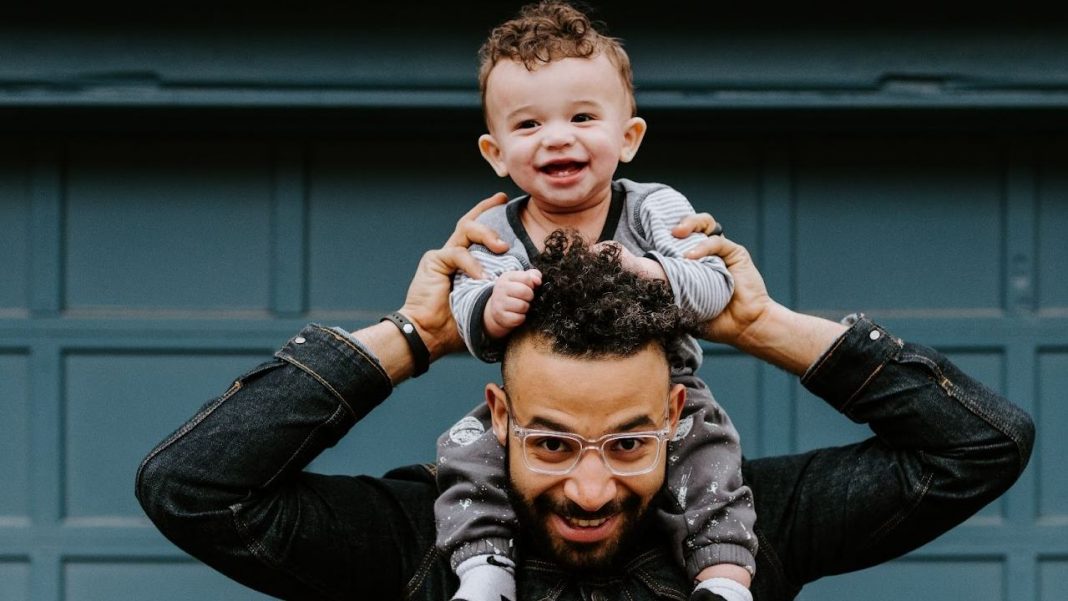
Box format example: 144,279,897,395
136,318,1034,600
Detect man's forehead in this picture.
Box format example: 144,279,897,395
502,338,670,433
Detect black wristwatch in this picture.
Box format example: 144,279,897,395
380,311,431,377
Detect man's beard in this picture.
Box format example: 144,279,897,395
508,470,655,571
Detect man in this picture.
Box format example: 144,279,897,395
136,195,1034,600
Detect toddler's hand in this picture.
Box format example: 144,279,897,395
483,269,542,339
595,241,667,281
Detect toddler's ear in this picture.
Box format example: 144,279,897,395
479,134,509,177
619,116,647,163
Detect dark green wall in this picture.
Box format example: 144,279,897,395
1,4,1065,600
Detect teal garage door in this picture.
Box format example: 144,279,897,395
1,5,1066,600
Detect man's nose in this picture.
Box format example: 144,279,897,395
562,451,617,511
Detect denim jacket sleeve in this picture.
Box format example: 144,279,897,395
801,316,1034,478
747,316,1035,600
135,324,438,600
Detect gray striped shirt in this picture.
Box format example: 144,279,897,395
450,178,733,371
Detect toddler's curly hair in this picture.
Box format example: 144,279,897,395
478,1,636,116
506,230,697,363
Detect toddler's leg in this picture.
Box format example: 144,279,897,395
435,404,516,601
658,376,757,601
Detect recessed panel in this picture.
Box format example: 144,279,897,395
697,351,762,457
64,560,273,601
798,558,1003,601
0,353,30,519
0,151,30,312
64,141,273,312
64,351,272,520
795,138,1003,312
1039,558,1068,601
307,138,493,313
1038,351,1068,520
1038,141,1068,312
0,561,29,601
311,354,499,477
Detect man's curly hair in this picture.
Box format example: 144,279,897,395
478,1,636,116
507,230,698,364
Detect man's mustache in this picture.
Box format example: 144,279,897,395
534,494,641,521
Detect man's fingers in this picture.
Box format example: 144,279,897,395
456,192,508,228
685,234,753,275
685,234,731,260
452,219,509,254
672,213,719,238
446,192,509,251
433,246,485,280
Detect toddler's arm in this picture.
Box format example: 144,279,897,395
483,269,542,339
450,247,528,362
635,187,734,320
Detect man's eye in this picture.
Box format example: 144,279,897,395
610,437,645,453
534,436,574,453
516,120,539,129
572,113,594,123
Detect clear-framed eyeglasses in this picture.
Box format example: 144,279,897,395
505,403,672,477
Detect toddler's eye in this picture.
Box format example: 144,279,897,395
516,120,539,130
572,113,594,123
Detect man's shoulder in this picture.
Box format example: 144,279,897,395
382,462,438,485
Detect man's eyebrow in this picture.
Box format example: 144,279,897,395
611,414,658,432
526,415,573,432
524,413,658,433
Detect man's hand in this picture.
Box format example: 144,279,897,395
672,214,773,347
674,213,845,374
684,234,773,347
671,212,722,239
483,269,542,339
396,193,510,360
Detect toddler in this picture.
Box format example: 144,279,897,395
436,4,756,601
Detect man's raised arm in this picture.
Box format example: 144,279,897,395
672,218,846,374
356,192,511,382
135,193,508,600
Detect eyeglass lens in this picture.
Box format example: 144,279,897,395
522,432,661,475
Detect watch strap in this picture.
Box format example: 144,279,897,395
380,311,431,377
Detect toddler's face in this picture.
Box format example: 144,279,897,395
479,54,646,212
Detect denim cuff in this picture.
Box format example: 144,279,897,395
451,537,515,569
686,543,757,580
800,315,903,415
275,324,393,422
